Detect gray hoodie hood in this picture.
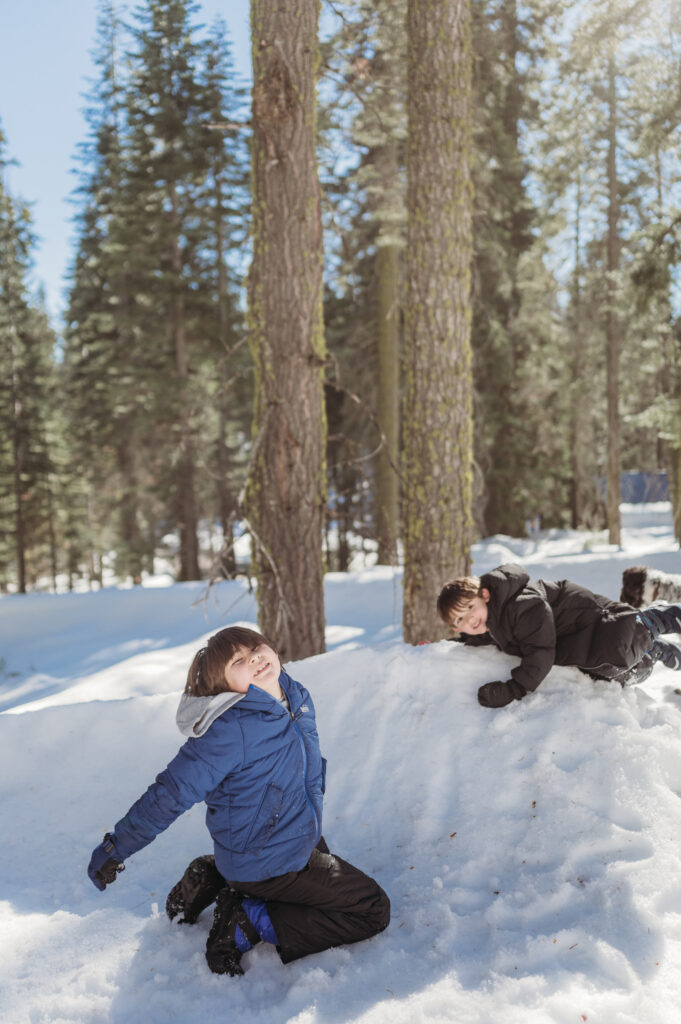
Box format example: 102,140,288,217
176,690,246,738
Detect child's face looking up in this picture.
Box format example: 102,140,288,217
449,589,490,634
224,643,282,696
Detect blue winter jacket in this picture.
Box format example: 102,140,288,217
110,671,326,882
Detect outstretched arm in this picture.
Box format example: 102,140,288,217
477,598,556,708
87,727,242,890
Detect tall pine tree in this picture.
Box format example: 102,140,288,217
402,0,474,642
247,0,327,659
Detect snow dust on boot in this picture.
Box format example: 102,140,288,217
166,854,224,925
205,887,262,976
614,652,655,687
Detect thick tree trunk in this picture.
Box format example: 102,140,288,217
247,0,326,660
606,47,621,546
402,0,474,643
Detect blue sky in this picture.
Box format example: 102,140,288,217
0,0,251,326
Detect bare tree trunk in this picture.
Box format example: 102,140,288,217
376,218,400,564
605,45,621,546
214,173,236,576
651,146,680,542
47,480,58,592
117,431,143,583
402,0,474,643
247,0,326,660
675,412,681,545
570,165,584,530
10,356,26,594
354,1,405,565
6,283,26,592
171,186,200,581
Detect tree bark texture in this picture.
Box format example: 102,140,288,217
170,187,200,581
606,46,621,546
570,167,584,529
10,340,26,594
402,0,474,643
376,229,400,564
215,175,237,576
247,0,326,660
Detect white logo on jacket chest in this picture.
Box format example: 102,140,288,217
299,705,310,713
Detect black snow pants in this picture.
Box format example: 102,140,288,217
227,838,390,964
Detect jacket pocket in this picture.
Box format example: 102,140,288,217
321,757,327,794
242,782,285,853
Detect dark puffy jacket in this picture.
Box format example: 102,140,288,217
468,563,653,692
110,671,325,883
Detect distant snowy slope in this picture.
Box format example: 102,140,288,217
0,568,405,714
0,580,257,712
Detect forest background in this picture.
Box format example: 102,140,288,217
1,0,679,654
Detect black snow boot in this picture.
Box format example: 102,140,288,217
640,602,681,637
205,887,261,976
166,855,225,925
650,638,681,671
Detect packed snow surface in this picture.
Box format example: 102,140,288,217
2,503,681,1023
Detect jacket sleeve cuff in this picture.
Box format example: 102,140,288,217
508,679,527,701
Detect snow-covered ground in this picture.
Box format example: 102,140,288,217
2,503,681,1024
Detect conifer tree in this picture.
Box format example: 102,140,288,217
124,0,216,579
604,24,622,545
64,0,248,584
346,0,406,565
0,136,57,592
624,0,681,538
63,0,152,583
247,0,327,659
316,0,406,566
196,18,250,577
469,0,548,537
537,0,659,540
401,0,474,643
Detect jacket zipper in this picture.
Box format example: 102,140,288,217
290,709,320,842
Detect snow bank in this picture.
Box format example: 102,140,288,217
2,507,681,1022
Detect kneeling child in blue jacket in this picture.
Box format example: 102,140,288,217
87,626,390,975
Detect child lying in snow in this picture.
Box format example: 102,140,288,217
437,563,681,708
87,626,389,975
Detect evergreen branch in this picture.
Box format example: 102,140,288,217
641,212,681,253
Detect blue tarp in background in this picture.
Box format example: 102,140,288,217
597,472,669,503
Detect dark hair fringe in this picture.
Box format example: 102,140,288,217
436,576,483,622
185,626,276,697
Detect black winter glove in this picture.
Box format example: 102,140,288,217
477,679,526,708
88,833,125,891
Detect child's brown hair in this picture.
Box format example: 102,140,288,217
185,626,277,696
436,576,483,623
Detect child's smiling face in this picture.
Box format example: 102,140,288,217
449,589,490,635
224,643,281,695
